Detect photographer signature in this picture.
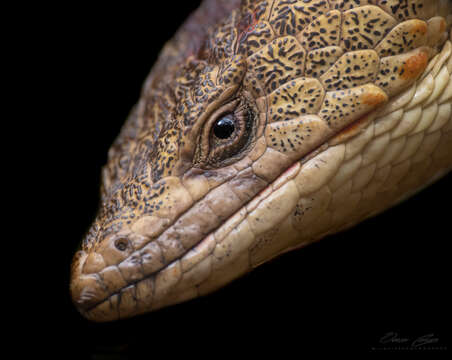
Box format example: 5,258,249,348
379,332,439,348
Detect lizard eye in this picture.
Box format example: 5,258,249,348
213,114,236,139
114,237,129,251
206,100,254,166
194,93,259,169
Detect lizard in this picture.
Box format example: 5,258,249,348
70,0,452,322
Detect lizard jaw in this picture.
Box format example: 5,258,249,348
70,158,305,322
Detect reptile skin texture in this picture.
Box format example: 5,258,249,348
70,0,452,322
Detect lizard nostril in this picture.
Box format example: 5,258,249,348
114,237,129,251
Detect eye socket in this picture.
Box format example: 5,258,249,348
208,104,253,165
114,237,129,251
213,114,236,139
195,93,258,168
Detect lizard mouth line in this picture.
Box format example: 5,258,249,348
81,109,378,317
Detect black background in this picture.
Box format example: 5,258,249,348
37,1,451,357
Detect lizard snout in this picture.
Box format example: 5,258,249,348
69,251,108,314
69,231,151,321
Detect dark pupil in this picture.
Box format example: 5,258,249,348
115,238,128,251
213,115,235,139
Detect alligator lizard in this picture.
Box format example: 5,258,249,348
70,0,452,322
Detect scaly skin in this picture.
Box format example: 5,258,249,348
70,0,452,322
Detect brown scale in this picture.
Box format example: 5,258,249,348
305,46,344,78
247,35,306,93
320,49,380,90
319,84,388,130
377,0,439,21
264,77,325,122
207,10,239,62
375,19,429,56
240,0,273,22
269,0,330,36
376,46,431,96
237,21,276,56
341,5,398,51
330,0,373,11
297,10,342,51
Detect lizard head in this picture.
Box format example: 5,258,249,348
70,0,449,321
